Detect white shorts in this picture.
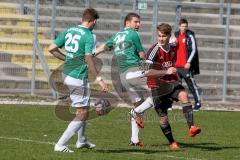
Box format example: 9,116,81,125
62,74,90,108
120,67,149,103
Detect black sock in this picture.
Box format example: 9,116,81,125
160,124,175,144
182,104,194,128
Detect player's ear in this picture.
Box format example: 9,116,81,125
125,20,129,27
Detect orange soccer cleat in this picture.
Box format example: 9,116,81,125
189,125,201,137
129,141,144,148
169,142,180,151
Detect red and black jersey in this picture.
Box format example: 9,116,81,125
146,43,179,89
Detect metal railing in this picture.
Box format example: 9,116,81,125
32,0,57,98
222,0,231,102
19,0,25,14
11,0,240,101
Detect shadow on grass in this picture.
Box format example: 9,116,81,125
177,142,240,151
93,148,171,154
149,142,240,151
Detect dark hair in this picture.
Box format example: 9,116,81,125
179,18,188,25
82,8,99,22
157,23,172,35
124,12,140,26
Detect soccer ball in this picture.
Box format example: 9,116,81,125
94,98,112,116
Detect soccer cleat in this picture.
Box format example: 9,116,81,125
129,141,144,148
76,140,96,149
189,125,201,137
130,109,144,128
193,102,201,111
169,142,180,151
54,144,74,153
135,117,144,128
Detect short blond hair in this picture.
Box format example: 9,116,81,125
157,23,172,35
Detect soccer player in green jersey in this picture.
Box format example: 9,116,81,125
95,13,153,147
48,8,108,152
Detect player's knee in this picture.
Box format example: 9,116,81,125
178,91,189,102
76,108,89,121
133,99,144,108
159,115,169,125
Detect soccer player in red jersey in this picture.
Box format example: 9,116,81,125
146,23,201,150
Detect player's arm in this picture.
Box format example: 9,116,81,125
169,35,177,46
185,34,196,69
126,67,177,80
133,31,146,60
94,35,115,57
94,43,112,57
48,43,66,61
85,54,108,91
48,30,67,61
144,67,177,77
86,35,108,91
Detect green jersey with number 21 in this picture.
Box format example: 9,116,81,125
106,28,144,73
54,25,94,79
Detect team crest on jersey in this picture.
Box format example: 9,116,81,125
159,55,163,61
162,61,173,68
182,38,186,43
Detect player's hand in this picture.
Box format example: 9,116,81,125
184,63,191,69
139,51,146,60
98,80,108,92
166,67,177,75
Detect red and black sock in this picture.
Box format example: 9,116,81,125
160,123,175,144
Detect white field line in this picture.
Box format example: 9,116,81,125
0,136,207,160
163,155,206,160
0,136,55,145
1,100,240,112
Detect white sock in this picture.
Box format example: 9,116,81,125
134,97,153,113
131,117,139,143
77,121,86,143
57,120,83,146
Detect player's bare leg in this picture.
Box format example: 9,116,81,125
76,108,96,149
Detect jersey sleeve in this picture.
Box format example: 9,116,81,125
85,32,94,55
105,34,115,50
54,30,67,48
147,43,158,61
132,31,144,53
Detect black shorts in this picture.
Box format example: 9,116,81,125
151,84,185,117
177,68,192,79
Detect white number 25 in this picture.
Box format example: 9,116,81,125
65,33,81,52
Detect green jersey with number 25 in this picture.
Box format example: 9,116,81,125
54,25,94,79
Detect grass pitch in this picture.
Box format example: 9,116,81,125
0,104,240,160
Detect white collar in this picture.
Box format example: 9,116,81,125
157,42,170,53
78,25,88,29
